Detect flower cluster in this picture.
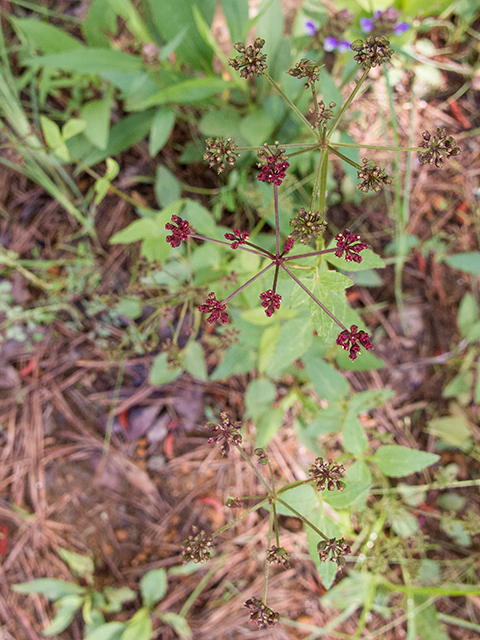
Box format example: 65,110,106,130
305,10,354,52
260,290,282,317
361,8,409,38
309,100,336,129
288,58,320,88
351,36,394,69
309,457,346,492
336,324,373,360
226,497,244,508
283,236,294,254
334,229,368,263
290,209,326,244
199,292,228,324
225,228,249,249
356,158,392,193
266,545,290,568
257,157,290,186
206,412,242,455
204,137,241,174
229,38,267,79
317,537,351,566
165,215,191,247
418,128,461,168
244,597,280,628
181,526,214,564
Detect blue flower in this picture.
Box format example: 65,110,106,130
360,8,409,37
360,17,374,33
393,22,409,35
324,36,351,52
305,20,317,36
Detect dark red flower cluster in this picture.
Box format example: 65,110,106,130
336,325,373,360
260,290,282,317
199,292,228,324
257,157,290,186
165,215,191,247
283,236,294,254
224,228,249,249
334,230,368,263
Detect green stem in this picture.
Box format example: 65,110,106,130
262,72,317,137
328,145,361,170
212,496,271,538
236,446,273,494
178,555,226,617
331,142,424,152
328,67,370,137
275,497,328,541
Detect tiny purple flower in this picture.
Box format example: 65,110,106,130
394,21,410,35
305,20,317,36
360,17,374,33
323,36,338,52
337,40,351,53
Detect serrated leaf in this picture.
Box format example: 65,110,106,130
210,344,257,380
326,247,385,271
302,355,348,402
160,612,192,638
372,445,439,477
266,315,313,376
318,270,353,291
42,595,84,636
323,480,371,509
140,569,167,608
149,354,182,385
342,412,368,455
84,622,126,640
183,341,208,381
12,579,86,600
120,607,152,640
57,547,94,580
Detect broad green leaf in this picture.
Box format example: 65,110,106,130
160,28,189,61
181,199,217,237
81,93,113,150
457,293,480,341
372,445,439,477
150,354,182,385
12,579,86,600
120,607,152,640
239,111,275,146
84,622,126,640
444,252,480,276
255,407,283,448
347,389,395,415
160,612,192,638
276,484,318,517
302,355,349,402
28,48,144,74
318,270,354,291
62,118,87,141
221,0,249,42
149,107,175,157
57,547,94,581
414,596,450,640
110,218,159,244
427,416,472,449
42,595,84,636
116,298,142,319
326,247,385,271
417,559,441,585
105,0,151,43
304,404,344,436
126,77,235,110
342,412,368,455
336,347,385,370
140,569,167,608
103,586,136,605
319,67,343,107
40,116,62,149
12,18,83,54
210,343,257,380
323,481,371,509
266,315,314,376
155,165,181,208
321,571,374,609
245,378,276,420
256,0,284,65
199,108,242,139
83,0,117,47
258,323,281,373
306,505,341,590
148,0,216,70
183,341,208,381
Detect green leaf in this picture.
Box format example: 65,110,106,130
57,547,94,581
306,505,341,590
81,93,113,150
127,78,234,110
103,586,137,606
28,48,144,74
255,407,283,448
62,118,87,141
140,569,167,608
276,485,318,517
84,622,127,640
42,595,85,636
245,378,276,421
347,389,395,414
372,445,439,477
342,412,368,455
210,343,257,380
457,293,480,341
120,607,152,640
199,108,242,138
116,298,142,319
155,165,181,208
221,0,249,42
12,578,86,600
160,612,192,638
105,0,151,43
258,323,281,373
183,341,208,381
427,416,472,449
265,315,314,376
444,252,480,276
40,116,63,149
12,18,83,54
302,355,349,402
149,107,175,157
323,481,371,509
417,559,441,585
150,354,182,385
321,571,374,609
83,0,117,47
414,596,450,640
326,247,385,271
239,111,275,146
110,218,159,244
256,0,284,65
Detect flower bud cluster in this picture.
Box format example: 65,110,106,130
418,128,461,168
229,38,267,78
244,597,280,628
317,537,351,566
356,158,392,193
336,324,373,360
288,58,320,88
206,412,242,455
204,137,241,174
181,526,214,564
309,457,346,492
351,36,394,68
289,209,326,244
